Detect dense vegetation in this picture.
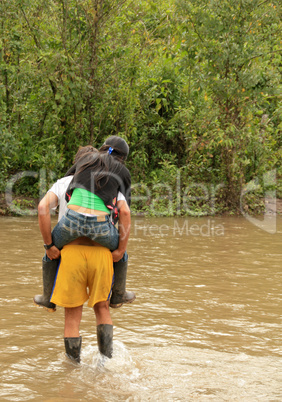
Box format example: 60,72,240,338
1,0,281,216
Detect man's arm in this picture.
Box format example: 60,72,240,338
111,200,131,262
38,192,61,260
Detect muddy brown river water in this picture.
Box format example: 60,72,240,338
0,215,281,401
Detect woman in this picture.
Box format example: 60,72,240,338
45,136,131,255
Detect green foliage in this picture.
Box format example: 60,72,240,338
0,0,281,214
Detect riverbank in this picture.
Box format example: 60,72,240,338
0,193,38,216
1,192,281,217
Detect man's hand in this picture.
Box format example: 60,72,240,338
46,245,61,260
112,248,125,263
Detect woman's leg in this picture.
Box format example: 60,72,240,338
110,252,136,308
88,219,119,251
51,211,82,250
90,222,135,308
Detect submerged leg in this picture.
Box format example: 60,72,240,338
94,301,113,358
64,337,82,363
97,324,113,359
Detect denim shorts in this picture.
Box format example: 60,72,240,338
51,209,120,251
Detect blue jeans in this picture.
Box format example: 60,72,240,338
44,209,127,262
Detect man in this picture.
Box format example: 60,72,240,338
34,145,135,311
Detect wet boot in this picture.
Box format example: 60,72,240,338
64,336,82,363
97,324,113,358
33,259,58,312
110,259,136,308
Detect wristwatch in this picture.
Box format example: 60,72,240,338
44,242,54,250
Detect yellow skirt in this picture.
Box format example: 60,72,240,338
51,245,114,308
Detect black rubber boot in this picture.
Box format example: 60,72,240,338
97,324,113,358
64,336,82,363
33,259,58,312
110,259,136,308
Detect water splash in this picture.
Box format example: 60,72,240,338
80,340,140,380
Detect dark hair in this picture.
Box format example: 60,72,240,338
102,136,129,160
76,137,129,189
73,145,97,164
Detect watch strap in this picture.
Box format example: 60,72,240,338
44,242,54,250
